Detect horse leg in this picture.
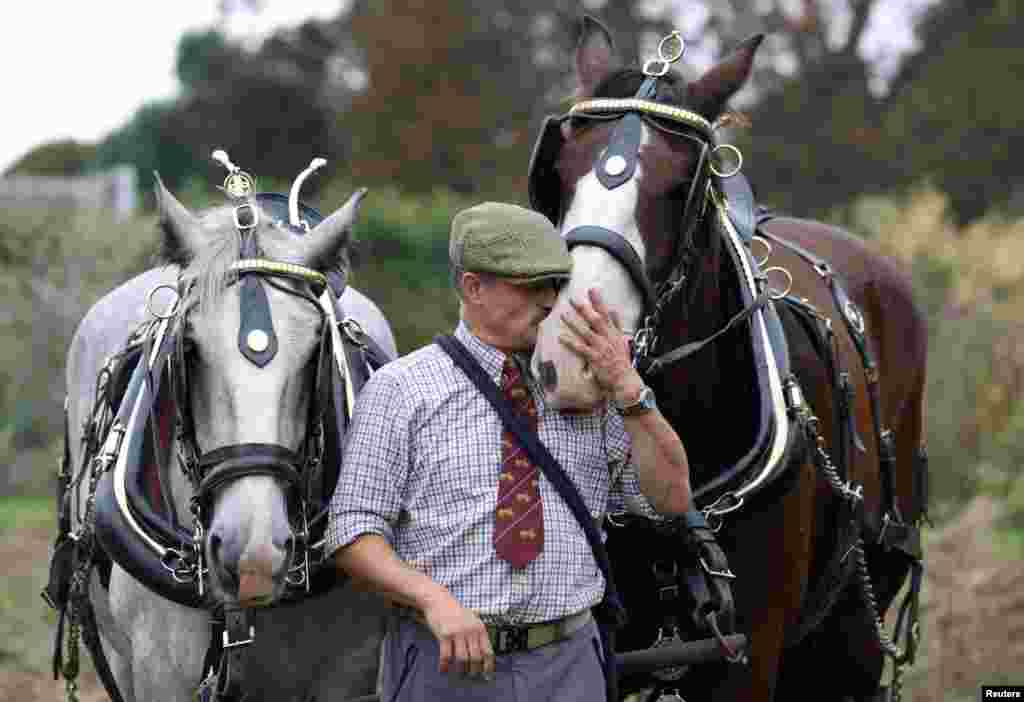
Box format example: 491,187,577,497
108,569,208,702
686,458,816,702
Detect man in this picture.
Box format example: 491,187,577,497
327,202,691,701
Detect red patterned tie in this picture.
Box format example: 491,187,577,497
494,356,544,568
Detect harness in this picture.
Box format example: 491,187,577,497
44,154,390,702
526,30,926,699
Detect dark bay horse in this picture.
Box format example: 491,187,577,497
528,17,927,702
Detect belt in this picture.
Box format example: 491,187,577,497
397,607,592,655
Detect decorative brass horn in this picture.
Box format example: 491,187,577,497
211,149,254,198
289,158,328,231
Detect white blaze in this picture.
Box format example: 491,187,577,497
531,130,650,410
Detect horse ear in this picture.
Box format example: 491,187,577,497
687,34,764,119
575,15,618,98
297,188,368,270
154,172,209,263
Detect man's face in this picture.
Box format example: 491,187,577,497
471,276,561,352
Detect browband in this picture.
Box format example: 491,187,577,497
570,99,714,139
229,259,328,291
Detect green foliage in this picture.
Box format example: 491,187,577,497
923,304,1009,519
0,496,54,534
176,30,231,89
3,139,98,177
321,182,472,352
882,0,1024,225
93,99,203,204
0,206,157,485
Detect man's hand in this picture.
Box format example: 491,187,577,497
422,594,496,679
559,288,645,405
335,535,496,679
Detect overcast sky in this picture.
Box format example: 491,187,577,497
1,0,930,174
0,1,343,173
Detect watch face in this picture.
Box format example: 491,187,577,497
639,386,657,409
619,386,657,415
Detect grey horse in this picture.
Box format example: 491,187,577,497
62,179,396,701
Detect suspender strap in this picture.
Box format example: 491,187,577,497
434,334,626,695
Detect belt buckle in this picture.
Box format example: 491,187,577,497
493,625,529,654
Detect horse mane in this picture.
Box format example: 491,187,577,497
590,67,685,103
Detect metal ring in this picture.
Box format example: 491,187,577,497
146,284,180,320
750,236,772,267
341,317,367,345
658,31,686,63
763,266,793,300
642,59,670,77
709,144,743,178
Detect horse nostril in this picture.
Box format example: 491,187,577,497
539,360,558,389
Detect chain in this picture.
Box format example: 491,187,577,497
62,617,80,702
802,411,912,699
60,418,114,702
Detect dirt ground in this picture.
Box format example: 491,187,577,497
901,496,1024,701
2,497,1020,702
0,519,107,702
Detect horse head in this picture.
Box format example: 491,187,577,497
153,174,364,607
530,16,762,410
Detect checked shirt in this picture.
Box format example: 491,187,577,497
326,322,661,625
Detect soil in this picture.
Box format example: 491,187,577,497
902,496,1024,701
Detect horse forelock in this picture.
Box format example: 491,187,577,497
589,66,749,129
591,67,685,103
167,199,350,312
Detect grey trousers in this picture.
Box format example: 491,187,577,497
380,614,607,702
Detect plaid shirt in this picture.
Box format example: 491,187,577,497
326,322,661,624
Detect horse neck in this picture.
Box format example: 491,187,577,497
648,219,733,476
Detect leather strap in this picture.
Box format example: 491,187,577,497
435,334,625,698
565,226,657,315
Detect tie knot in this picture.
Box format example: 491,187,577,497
502,356,523,389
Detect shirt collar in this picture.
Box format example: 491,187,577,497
454,321,510,384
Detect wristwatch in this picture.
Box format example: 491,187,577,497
614,385,657,417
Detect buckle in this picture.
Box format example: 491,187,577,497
233,203,259,231
222,624,255,650
699,556,736,580
490,625,529,654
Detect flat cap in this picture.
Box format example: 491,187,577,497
450,202,572,284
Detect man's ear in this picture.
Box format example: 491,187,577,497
461,271,483,303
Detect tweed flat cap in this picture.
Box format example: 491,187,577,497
450,202,572,284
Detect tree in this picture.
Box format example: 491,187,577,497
332,0,672,196
4,140,97,177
